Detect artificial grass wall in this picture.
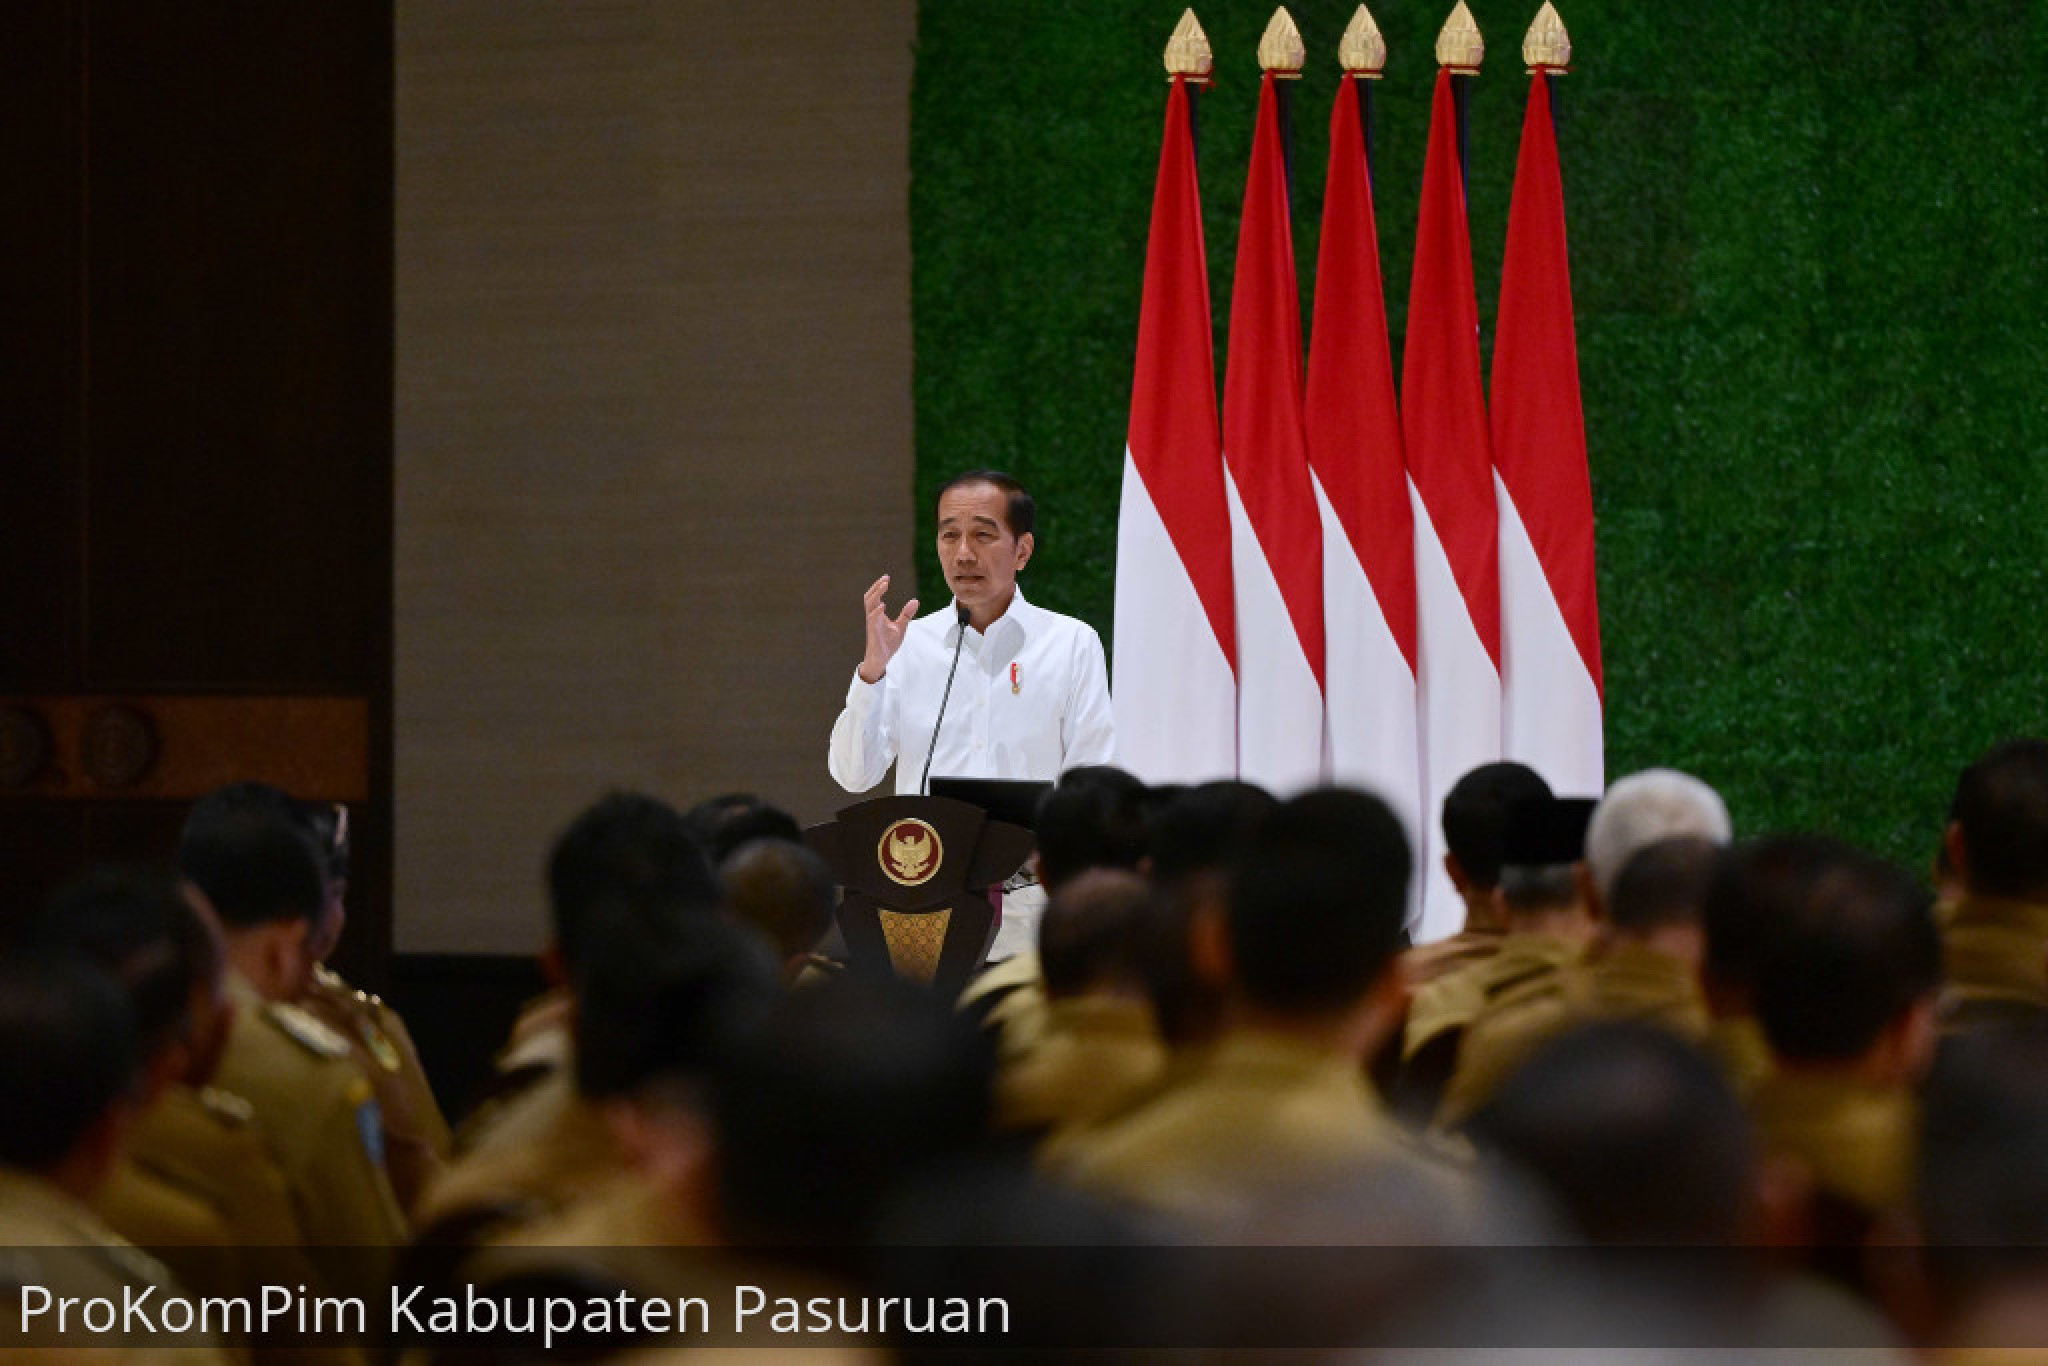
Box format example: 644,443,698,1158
909,0,2048,866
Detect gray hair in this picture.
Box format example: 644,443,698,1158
1584,768,1732,904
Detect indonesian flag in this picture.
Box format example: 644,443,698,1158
1494,73,1603,795
1305,78,1423,889
1222,71,1325,795
1403,68,1502,941
1114,77,1236,784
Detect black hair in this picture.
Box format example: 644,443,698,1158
712,975,992,1254
176,808,326,929
1038,869,1156,998
0,950,139,1171
1739,837,1939,1061
935,469,1035,540
182,781,344,883
1919,1019,2048,1304
27,866,217,1058
546,792,722,976
1607,836,1720,935
572,912,779,1102
682,792,803,866
1034,764,1150,894
1145,779,1277,887
1471,1021,1753,1245
1441,762,1554,892
721,838,837,964
1226,787,1411,1013
1951,738,2048,901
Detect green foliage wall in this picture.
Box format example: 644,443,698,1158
910,0,2048,865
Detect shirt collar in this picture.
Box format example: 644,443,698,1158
948,585,1031,645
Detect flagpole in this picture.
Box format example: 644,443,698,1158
1339,6,1387,203
1259,8,1305,209
1437,1,1484,190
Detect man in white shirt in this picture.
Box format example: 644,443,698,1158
830,471,1115,795
828,471,1116,955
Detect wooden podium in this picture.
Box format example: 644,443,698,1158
804,794,1034,998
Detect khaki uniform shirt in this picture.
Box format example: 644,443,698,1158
1938,893,2048,1027
959,951,1048,1060
1706,1014,1775,1100
1748,1071,1916,1217
1401,927,1505,990
993,995,1168,1140
302,965,452,1213
212,976,406,1304
0,1167,231,1365
1050,1027,1416,1229
1437,939,1707,1129
413,1065,627,1248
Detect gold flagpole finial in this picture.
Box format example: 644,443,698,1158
1164,10,1215,83
1338,5,1387,78
1435,1,1484,73
1522,2,1571,72
1258,7,1306,78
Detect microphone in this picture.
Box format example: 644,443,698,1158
920,603,973,796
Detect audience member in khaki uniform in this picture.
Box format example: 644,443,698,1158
0,951,230,1366
1912,1018,2048,1356
177,803,408,1308
416,791,725,1247
1934,738,2048,1029
302,962,450,1212
1440,835,1718,1129
959,766,1152,1061
1734,836,1939,1276
1053,789,1428,1230
1437,795,1601,1128
720,833,838,983
994,869,1167,1141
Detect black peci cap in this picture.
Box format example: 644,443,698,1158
1501,795,1598,867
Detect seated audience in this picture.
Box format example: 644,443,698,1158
1935,737,2048,1028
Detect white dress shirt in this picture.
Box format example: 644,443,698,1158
828,586,1116,794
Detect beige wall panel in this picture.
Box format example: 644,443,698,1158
396,0,916,954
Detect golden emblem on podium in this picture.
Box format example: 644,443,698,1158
878,818,943,887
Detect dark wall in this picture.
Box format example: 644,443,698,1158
0,2,394,986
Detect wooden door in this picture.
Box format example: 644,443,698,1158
0,3,394,985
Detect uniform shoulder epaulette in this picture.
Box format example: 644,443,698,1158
265,1002,353,1060
315,963,385,1009
197,1087,256,1126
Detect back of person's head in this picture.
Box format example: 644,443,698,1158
1146,780,1278,888
573,912,780,1102
1471,1021,1754,1244
1606,836,1721,936
176,807,326,931
547,792,721,976
1919,1019,2048,1309
1441,762,1554,893
1141,780,1278,1045
1495,796,1596,915
720,838,836,966
0,950,139,1173
1583,768,1732,906
1038,868,1156,999
1740,837,1939,1063
1227,787,1410,1014
26,867,219,1062
682,792,804,866
1035,764,1149,893
1950,738,2048,901
712,975,992,1252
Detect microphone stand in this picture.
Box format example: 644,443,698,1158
919,603,973,795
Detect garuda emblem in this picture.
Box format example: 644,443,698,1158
878,817,942,887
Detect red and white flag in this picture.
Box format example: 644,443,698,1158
1306,77,1422,875
1494,73,1603,795
1403,67,1502,940
1114,76,1236,784
1222,71,1325,795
